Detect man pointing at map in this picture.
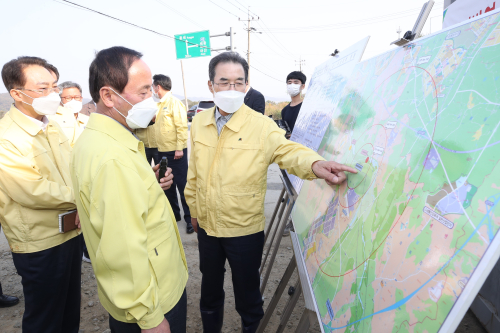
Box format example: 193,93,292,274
185,52,357,333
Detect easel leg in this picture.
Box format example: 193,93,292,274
261,192,289,275
260,200,294,294
264,187,285,246
295,309,316,333
276,279,302,333
256,257,296,333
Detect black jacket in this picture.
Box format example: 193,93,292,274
244,87,265,114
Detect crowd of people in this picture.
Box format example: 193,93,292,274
0,48,356,333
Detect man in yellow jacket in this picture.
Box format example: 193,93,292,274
185,52,357,333
0,56,83,332
153,74,193,233
70,46,188,333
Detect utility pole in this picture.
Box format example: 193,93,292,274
295,56,305,72
397,26,402,39
239,7,259,85
180,60,188,111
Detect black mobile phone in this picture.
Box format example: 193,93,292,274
159,156,168,183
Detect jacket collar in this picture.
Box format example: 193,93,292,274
203,104,250,133
85,113,140,152
160,91,172,103
8,104,45,136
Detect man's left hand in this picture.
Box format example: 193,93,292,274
153,164,174,190
312,160,358,186
174,150,183,160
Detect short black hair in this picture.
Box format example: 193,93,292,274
45,63,60,81
89,46,143,103
286,71,306,85
1,56,50,91
209,52,248,82
153,74,172,91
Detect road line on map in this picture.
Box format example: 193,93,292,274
465,115,500,183
411,67,488,244
456,89,500,106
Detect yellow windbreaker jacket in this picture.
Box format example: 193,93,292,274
70,114,188,329
155,92,188,152
185,104,326,238
135,109,159,148
0,105,80,253
49,106,79,147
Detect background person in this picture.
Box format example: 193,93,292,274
71,46,188,333
135,107,159,166
243,85,265,114
280,71,306,132
153,74,193,234
58,81,89,147
0,56,82,332
185,52,357,333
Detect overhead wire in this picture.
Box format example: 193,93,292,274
54,0,216,50
153,0,205,30
261,5,444,33
208,0,240,18
225,0,248,15
249,65,283,82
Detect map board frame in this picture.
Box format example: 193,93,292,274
174,30,211,60
291,8,500,333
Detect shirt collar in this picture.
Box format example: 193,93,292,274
85,113,141,151
205,105,248,133
8,104,49,135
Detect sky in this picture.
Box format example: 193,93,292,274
0,0,444,102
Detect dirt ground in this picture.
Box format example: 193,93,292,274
0,164,490,333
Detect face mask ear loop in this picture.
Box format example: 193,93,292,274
107,87,134,107
16,90,35,106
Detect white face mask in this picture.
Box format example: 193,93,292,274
64,99,83,114
108,87,158,129
152,92,161,103
18,91,60,115
287,83,302,97
212,88,245,114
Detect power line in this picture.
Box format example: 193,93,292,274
261,5,443,33
54,0,210,49
225,0,247,15
249,65,282,82
153,0,205,30
208,0,240,19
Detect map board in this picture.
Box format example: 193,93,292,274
288,37,370,193
292,9,500,333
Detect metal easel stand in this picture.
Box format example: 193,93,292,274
257,171,319,333
256,230,318,333
260,171,298,295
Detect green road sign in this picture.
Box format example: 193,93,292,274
174,30,211,60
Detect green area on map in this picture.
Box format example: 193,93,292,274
292,12,500,333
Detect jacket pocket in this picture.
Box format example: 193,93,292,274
147,222,184,300
219,185,263,228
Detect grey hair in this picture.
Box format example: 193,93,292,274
208,52,248,82
58,81,82,95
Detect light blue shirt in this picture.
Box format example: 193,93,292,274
215,107,234,136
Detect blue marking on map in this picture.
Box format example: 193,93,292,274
324,194,500,331
326,299,334,320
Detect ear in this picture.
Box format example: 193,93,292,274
100,87,114,108
207,80,214,94
10,89,28,103
301,83,305,90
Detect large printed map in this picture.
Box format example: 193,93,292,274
292,11,500,333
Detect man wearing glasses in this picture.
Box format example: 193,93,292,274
185,52,357,333
49,80,88,148
0,56,82,332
